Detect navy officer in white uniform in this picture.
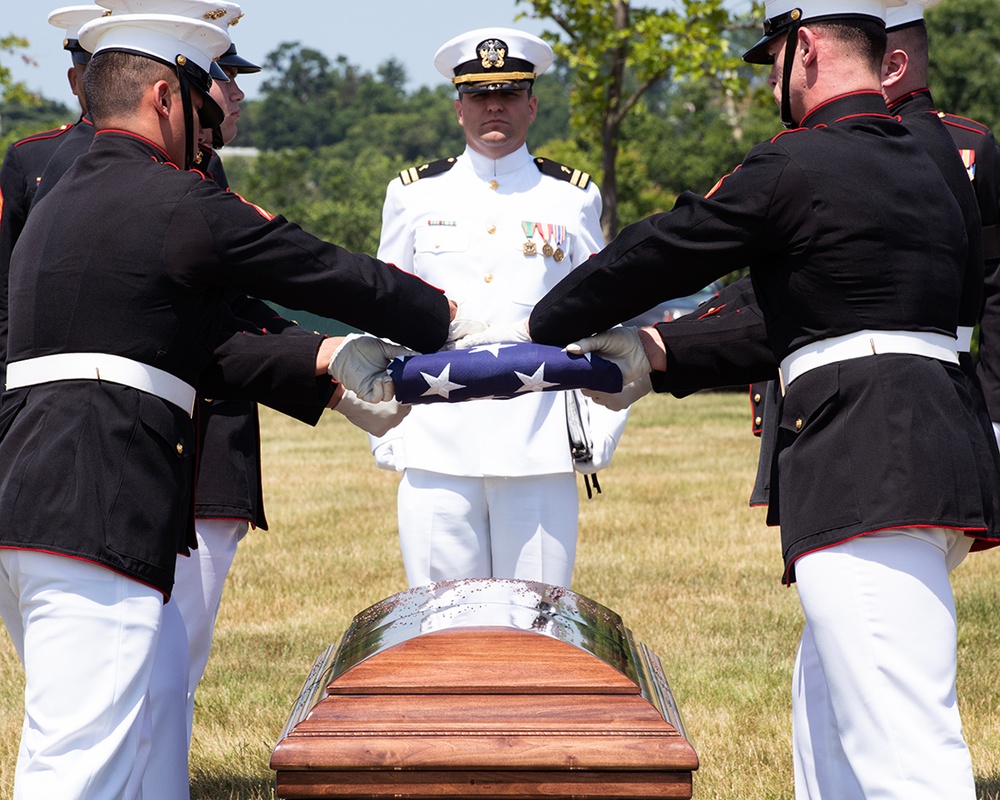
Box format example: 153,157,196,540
371,28,629,589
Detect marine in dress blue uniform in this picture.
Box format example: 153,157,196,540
371,28,629,588
0,12,451,797
526,0,999,796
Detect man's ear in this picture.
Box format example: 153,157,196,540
798,26,819,68
151,79,173,120
881,48,908,88
67,66,80,97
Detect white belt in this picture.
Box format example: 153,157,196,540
956,326,973,353
779,330,960,388
6,353,196,416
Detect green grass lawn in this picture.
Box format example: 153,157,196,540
0,391,998,798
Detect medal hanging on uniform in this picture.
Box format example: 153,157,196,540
542,223,555,258
553,224,566,262
522,220,537,255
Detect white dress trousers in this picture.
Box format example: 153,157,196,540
791,528,975,800
143,518,247,796
0,550,162,800
398,469,579,587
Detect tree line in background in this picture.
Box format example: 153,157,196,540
1,0,997,255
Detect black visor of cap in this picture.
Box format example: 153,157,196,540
743,8,803,64
217,43,261,74
64,38,93,65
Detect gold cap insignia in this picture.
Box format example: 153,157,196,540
478,39,507,70
203,8,227,21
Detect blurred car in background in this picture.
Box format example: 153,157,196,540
623,280,726,328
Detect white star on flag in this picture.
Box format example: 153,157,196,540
515,363,560,393
469,343,518,358
420,363,466,399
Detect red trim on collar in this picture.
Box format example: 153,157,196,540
799,90,887,126
886,87,933,112
94,128,174,163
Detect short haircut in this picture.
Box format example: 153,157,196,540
813,18,888,69
84,50,178,126
888,22,929,74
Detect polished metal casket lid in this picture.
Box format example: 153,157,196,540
332,579,635,679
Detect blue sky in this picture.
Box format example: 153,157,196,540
6,1,549,107
5,0,755,108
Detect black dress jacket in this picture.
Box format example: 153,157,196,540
0,130,449,596
29,126,333,529
0,119,83,391
530,91,1000,581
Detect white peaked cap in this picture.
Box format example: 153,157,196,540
78,12,230,75
48,5,110,42
434,27,553,92
96,0,244,30
885,0,943,31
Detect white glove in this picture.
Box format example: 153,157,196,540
448,319,531,350
327,333,414,403
371,439,404,472
446,313,488,346
582,373,653,411
333,388,410,436
566,327,652,386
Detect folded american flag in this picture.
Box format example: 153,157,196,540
389,342,623,405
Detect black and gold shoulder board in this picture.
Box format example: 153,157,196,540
398,157,458,186
534,157,591,190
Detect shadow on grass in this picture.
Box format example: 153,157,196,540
978,774,1000,800
190,771,276,800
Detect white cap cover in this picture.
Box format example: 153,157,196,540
48,5,110,49
885,0,943,31
78,11,230,76
96,0,244,30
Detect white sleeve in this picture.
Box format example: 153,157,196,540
574,181,606,264
376,178,415,273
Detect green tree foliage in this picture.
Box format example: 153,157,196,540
243,50,451,161
1,35,72,150
222,145,409,336
925,0,1000,130
0,34,35,104
0,96,74,151
516,0,760,238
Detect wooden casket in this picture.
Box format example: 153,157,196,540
270,579,698,798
